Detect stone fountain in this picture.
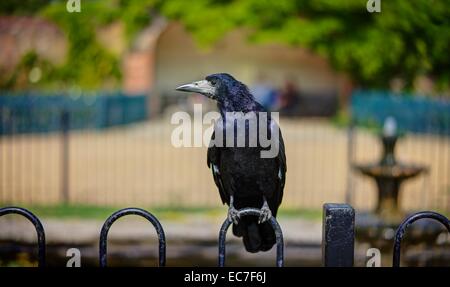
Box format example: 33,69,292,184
354,117,427,224
353,117,445,251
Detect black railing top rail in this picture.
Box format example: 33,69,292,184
0,206,46,267
393,211,450,267
218,208,284,267
99,207,166,267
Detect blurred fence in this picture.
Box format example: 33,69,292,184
0,90,449,213
352,90,450,135
0,91,148,135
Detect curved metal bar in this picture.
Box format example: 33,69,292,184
393,211,450,267
99,207,166,267
218,207,284,267
0,206,46,267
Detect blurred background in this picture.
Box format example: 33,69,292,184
0,0,449,267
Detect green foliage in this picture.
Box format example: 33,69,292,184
41,1,122,89
0,0,51,15
1,0,449,91
1,0,158,90
160,0,449,90
0,51,56,90
119,0,157,42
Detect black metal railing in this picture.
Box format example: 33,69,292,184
1,204,449,267
392,211,450,267
0,206,46,267
321,204,355,267
218,208,284,267
99,207,166,267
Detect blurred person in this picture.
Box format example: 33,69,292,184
278,80,300,117
250,73,278,111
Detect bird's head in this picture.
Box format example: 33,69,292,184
176,73,257,111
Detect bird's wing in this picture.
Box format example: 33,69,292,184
275,123,287,206
207,130,229,205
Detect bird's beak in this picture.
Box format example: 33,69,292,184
176,80,216,98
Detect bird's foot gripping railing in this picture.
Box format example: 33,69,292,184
0,207,46,267
218,207,284,267
392,211,450,267
99,207,166,267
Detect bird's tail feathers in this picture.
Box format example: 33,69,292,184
232,217,276,253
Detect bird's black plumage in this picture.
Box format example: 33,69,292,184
177,73,287,253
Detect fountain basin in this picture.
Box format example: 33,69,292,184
355,163,427,180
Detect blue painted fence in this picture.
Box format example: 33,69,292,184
351,90,450,136
0,92,148,135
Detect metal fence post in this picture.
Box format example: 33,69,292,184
393,211,450,267
322,203,355,267
60,109,70,203
345,119,356,204
99,207,166,267
0,206,46,267
218,208,284,267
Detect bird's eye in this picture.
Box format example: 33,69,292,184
210,79,217,86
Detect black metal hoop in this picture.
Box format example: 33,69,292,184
218,207,284,267
0,206,46,267
393,211,450,267
99,207,166,267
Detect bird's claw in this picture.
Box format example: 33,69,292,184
258,205,272,224
228,207,240,224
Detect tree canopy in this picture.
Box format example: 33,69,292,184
161,0,449,90
1,0,449,91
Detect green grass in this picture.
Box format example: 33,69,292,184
0,203,322,221
278,208,322,221
5,204,448,222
